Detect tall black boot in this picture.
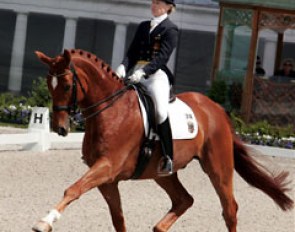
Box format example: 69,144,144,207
157,118,174,176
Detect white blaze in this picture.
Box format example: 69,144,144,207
51,76,58,90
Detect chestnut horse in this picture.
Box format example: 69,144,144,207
33,49,293,232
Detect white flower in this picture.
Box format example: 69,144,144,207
9,105,17,111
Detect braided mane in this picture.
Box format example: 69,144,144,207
68,49,122,83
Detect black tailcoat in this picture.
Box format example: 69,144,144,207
122,18,178,84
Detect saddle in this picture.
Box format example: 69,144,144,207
130,84,198,179
135,84,157,133
131,84,157,179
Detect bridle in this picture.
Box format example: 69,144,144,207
50,63,130,122
50,64,86,116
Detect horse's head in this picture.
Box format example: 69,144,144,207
35,49,85,136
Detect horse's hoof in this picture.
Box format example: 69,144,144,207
32,221,52,232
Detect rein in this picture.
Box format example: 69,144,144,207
51,64,130,122
80,85,130,122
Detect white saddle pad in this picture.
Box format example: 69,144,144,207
138,96,198,140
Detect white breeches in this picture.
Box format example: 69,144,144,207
140,69,170,124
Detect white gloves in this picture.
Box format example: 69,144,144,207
115,64,126,79
115,65,146,84
128,69,146,84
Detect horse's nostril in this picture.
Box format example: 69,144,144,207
58,127,68,136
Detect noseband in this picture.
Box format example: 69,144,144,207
50,64,130,122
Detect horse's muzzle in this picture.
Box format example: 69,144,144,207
57,126,68,137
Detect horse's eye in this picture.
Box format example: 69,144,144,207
64,85,71,92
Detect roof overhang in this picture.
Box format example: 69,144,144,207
213,0,295,11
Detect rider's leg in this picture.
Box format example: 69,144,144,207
141,69,173,175
157,117,174,175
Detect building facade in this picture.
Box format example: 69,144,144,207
0,0,220,94
0,0,294,95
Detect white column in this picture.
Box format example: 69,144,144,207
63,17,77,50
263,38,277,76
111,22,127,69
8,11,28,92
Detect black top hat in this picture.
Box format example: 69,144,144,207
163,0,176,6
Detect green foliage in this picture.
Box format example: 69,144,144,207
230,112,245,132
0,122,27,128
207,80,227,104
232,112,295,137
231,112,295,149
228,82,242,110
208,80,243,112
0,92,27,107
0,77,50,108
0,77,50,125
27,77,51,107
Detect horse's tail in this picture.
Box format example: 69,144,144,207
233,136,294,211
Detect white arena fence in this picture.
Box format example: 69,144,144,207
0,107,294,158
0,107,83,151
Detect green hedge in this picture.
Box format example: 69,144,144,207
0,77,50,125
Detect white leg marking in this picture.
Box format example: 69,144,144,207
41,209,61,226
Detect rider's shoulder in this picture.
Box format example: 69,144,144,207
138,20,151,28
164,18,178,30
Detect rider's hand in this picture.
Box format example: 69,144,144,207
128,69,145,84
115,64,126,79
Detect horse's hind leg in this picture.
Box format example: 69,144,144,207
200,140,238,232
153,173,194,232
98,183,126,232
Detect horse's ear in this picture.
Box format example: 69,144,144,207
35,51,52,66
63,49,71,66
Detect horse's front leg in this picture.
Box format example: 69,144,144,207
32,156,112,232
98,183,126,232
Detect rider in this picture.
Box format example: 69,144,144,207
115,0,178,176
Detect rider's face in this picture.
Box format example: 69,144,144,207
151,0,170,17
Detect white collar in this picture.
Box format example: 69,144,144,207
151,13,168,25
150,13,167,32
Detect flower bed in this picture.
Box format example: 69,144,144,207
238,133,295,149
231,113,295,149
0,104,32,125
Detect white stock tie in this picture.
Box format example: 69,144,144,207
150,20,157,32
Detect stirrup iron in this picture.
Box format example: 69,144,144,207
157,156,173,177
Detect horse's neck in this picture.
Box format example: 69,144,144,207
73,57,124,106
72,57,127,127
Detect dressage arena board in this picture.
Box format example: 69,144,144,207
0,128,294,232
